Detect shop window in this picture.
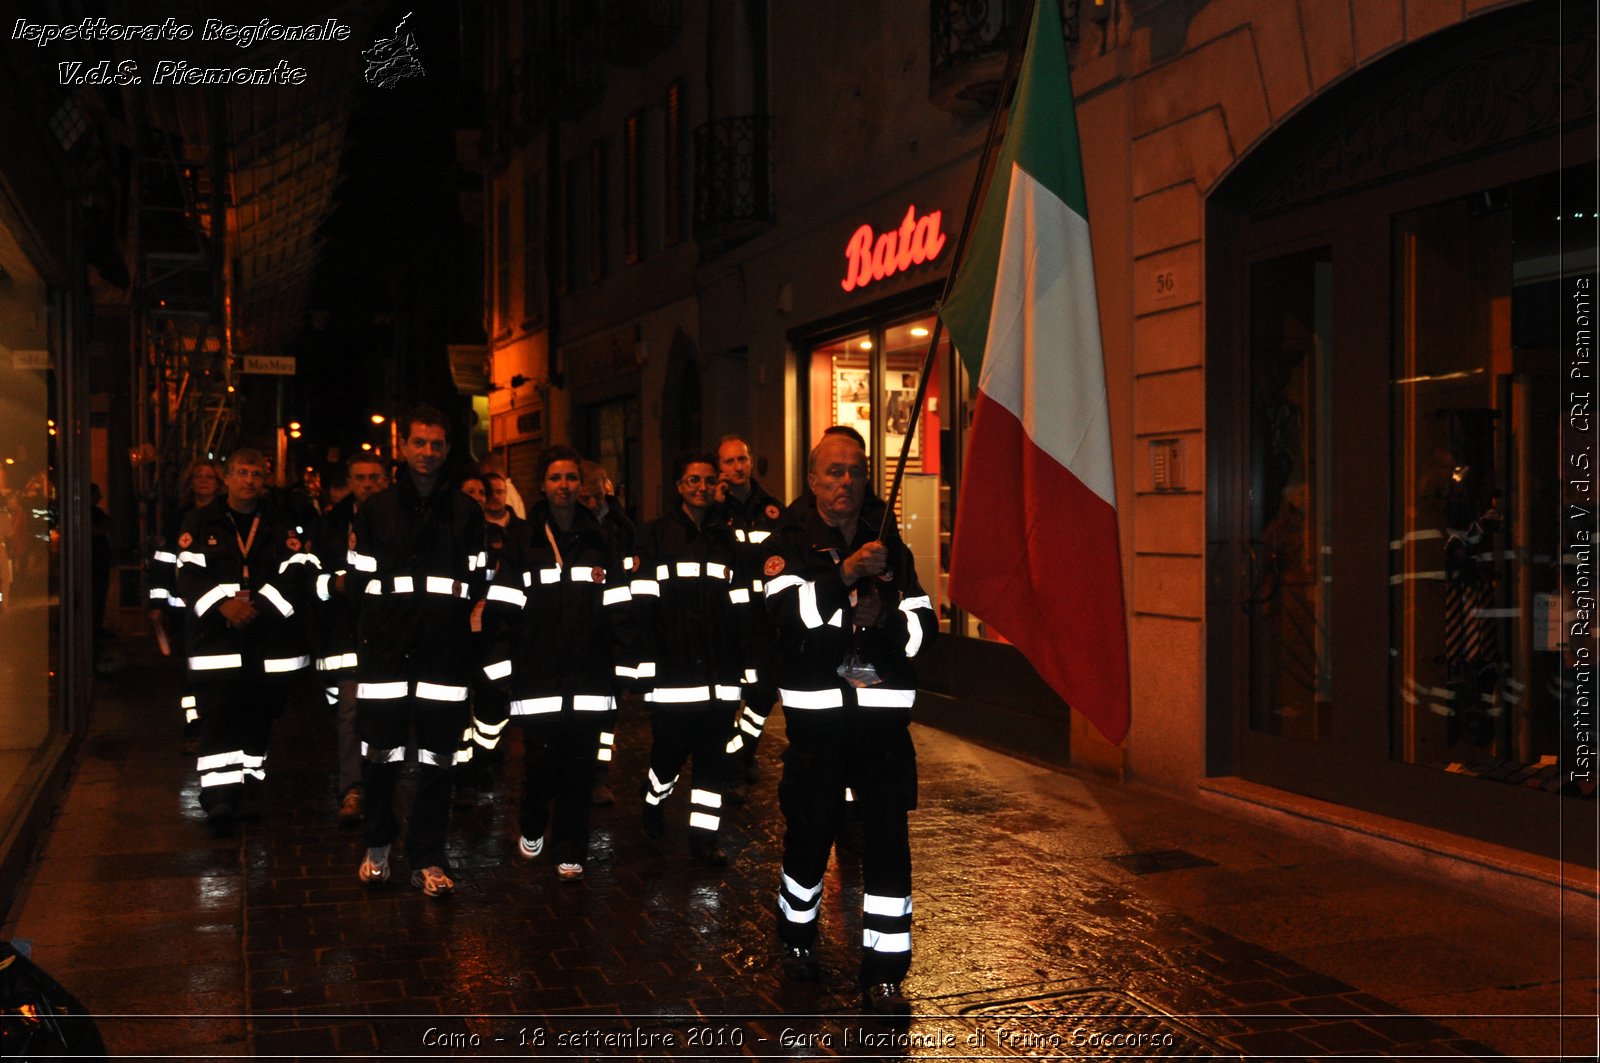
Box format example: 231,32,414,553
1388,164,1592,792
0,239,60,840
1247,248,1334,743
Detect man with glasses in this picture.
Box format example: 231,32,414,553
630,452,753,866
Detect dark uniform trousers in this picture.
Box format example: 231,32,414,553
763,498,933,990
645,699,737,840
519,708,607,864
777,718,916,986
357,677,470,870
194,682,289,813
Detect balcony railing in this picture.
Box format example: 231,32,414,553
693,114,775,254
929,0,1093,114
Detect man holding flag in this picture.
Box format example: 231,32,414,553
942,0,1130,746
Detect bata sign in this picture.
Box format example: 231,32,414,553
840,204,947,292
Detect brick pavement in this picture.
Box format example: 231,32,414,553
5,641,1591,1059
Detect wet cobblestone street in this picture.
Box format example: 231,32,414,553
3,643,1594,1059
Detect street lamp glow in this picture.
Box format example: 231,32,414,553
370,414,386,424
859,339,873,350
361,442,373,451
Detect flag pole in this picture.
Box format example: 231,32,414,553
878,0,1040,540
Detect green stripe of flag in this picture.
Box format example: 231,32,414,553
942,0,1089,385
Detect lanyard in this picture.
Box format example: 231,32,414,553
543,520,564,570
231,512,260,581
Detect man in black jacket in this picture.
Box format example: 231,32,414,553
762,432,935,1016
713,434,784,796
346,406,486,898
311,453,389,825
176,448,316,835
632,451,753,866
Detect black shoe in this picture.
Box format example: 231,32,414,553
641,802,664,840
206,803,235,838
780,945,820,982
688,835,727,867
863,981,911,1017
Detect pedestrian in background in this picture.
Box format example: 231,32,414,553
578,459,636,807
147,458,224,748
311,452,389,826
632,451,753,867
480,445,634,881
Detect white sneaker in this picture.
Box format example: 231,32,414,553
517,834,544,861
556,862,584,880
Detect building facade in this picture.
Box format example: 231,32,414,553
482,0,1596,866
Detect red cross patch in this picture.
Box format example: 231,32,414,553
765,504,780,520
286,536,302,552
591,566,605,583
177,532,192,549
763,555,785,577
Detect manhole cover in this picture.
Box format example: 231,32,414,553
959,988,1227,1058
1105,848,1218,875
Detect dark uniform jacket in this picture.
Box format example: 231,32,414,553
631,506,754,707
175,499,317,682
346,473,486,686
761,497,935,728
309,494,360,674
721,478,785,682
480,501,631,716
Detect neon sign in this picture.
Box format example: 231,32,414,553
840,204,947,292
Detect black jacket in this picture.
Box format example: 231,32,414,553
480,501,632,714
308,494,360,671
761,496,935,727
632,506,753,706
175,500,317,682
347,473,486,684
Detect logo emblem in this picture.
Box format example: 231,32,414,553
177,532,192,549
286,536,302,552
764,555,785,577
591,566,605,583
765,504,780,520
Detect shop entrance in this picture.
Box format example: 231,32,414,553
1208,4,1596,861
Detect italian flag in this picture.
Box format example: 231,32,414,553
941,0,1130,744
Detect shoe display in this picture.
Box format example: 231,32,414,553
863,982,911,1017
556,862,584,881
641,802,665,840
688,835,728,867
337,788,363,827
410,865,455,898
516,834,544,861
358,846,390,886
780,945,820,981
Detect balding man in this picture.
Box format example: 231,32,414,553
761,433,935,1017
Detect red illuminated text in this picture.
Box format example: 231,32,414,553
841,205,947,292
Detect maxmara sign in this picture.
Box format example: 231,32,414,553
840,204,947,293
